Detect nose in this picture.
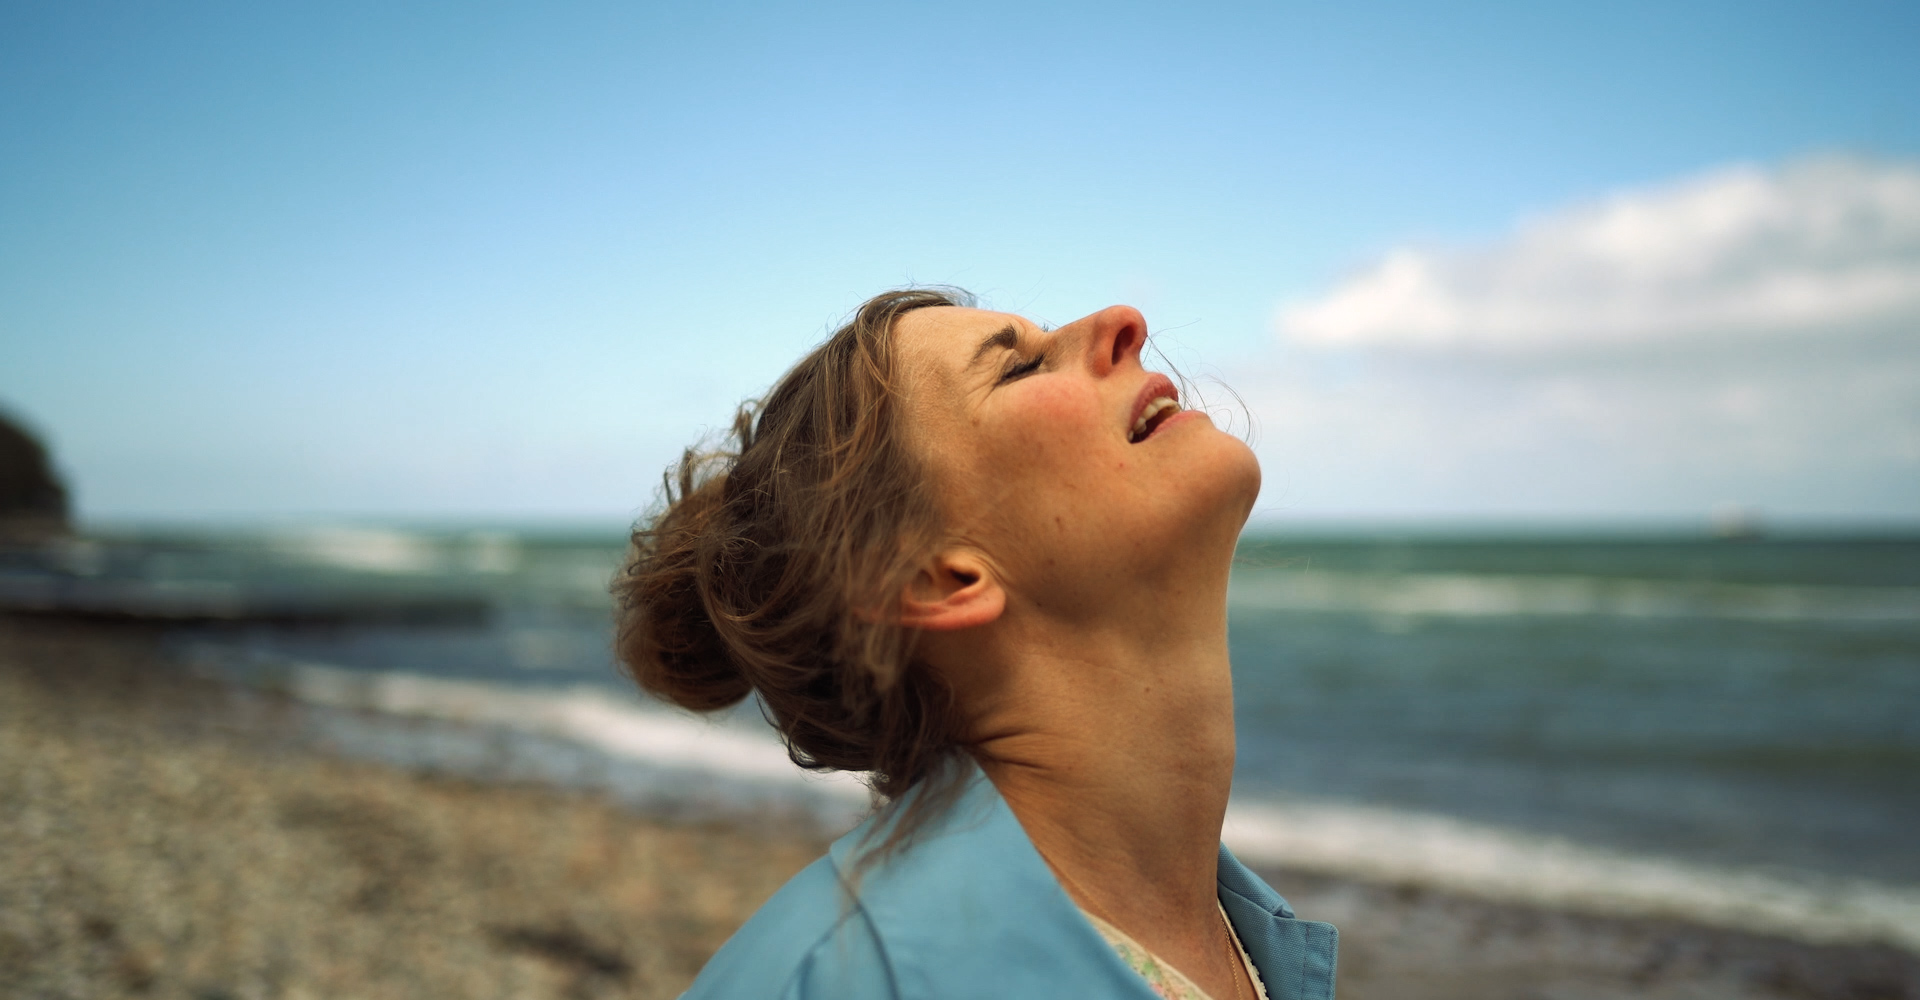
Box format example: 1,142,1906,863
1076,305,1148,376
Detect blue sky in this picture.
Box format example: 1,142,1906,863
4,1,1916,525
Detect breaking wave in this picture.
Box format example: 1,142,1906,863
243,661,1920,952
1223,798,1920,951
1228,569,1920,622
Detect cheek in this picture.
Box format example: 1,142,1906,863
980,391,1131,544
917,384,1121,543
987,385,1111,469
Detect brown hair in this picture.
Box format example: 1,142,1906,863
612,288,973,839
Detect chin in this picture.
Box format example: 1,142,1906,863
1153,426,1262,558
1216,430,1262,512
1213,438,1263,542
1188,416,1260,505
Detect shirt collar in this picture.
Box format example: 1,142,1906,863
828,763,1338,1000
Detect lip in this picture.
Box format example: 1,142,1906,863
1127,373,1181,443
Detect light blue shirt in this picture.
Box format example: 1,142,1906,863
683,765,1339,999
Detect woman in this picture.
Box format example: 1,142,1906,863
615,288,1337,999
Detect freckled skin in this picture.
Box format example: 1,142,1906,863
895,305,1260,628
889,302,1265,1000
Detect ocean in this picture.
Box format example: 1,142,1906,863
24,525,1918,948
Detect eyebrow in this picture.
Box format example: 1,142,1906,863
968,324,1022,368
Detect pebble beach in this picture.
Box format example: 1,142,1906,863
3,619,1915,1000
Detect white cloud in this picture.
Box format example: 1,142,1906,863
1277,156,1920,350
1244,156,1920,524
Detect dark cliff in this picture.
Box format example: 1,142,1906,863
0,412,70,539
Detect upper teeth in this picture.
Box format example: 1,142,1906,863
1131,397,1180,440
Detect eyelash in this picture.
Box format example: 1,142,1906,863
998,352,1046,384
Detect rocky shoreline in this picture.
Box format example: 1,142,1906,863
1,622,824,1000
2,620,1913,1000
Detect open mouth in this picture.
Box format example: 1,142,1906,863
1128,376,1182,443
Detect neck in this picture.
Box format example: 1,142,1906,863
981,632,1234,909
930,568,1241,987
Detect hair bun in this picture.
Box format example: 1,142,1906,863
613,449,752,712
611,288,973,832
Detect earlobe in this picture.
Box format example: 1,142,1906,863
896,552,1005,631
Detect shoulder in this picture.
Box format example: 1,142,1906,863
679,852,897,1000
680,766,1153,1000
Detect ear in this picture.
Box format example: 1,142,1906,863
896,549,1005,631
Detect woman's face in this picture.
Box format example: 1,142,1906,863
894,304,1260,623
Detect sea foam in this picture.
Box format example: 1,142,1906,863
272,663,1919,952
1222,798,1920,951
1228,569,1920,622
275,663,870,813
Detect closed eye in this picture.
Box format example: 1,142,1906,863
997,352,1046,385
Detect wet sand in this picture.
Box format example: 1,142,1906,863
2,620,1913,1000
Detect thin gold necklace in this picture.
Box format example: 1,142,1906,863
1046,857,1246,1000
1218,903,1247,1000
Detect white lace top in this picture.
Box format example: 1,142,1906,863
1078,903,1270,1000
